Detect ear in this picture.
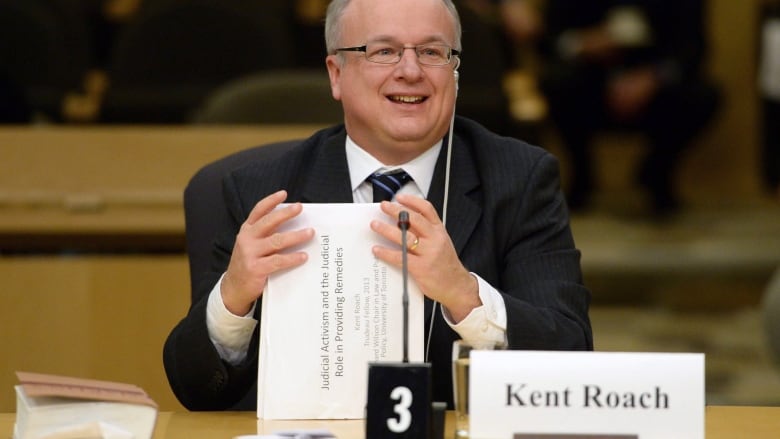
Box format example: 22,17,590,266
325,55,343,101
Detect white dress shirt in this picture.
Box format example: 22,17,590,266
206,136,508,364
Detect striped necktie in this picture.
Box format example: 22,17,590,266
367,169,413,202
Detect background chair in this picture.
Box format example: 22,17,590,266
190,70,342,124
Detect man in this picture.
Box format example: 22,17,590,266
164,0,592,411
538,0,720,214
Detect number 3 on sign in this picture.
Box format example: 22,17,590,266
387,386,412,433
365,363,431,439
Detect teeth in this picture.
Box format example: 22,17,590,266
391,96,424,103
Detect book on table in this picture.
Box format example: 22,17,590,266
257,203,424,420
14,371,157,439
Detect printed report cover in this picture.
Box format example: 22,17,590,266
257,203,424,419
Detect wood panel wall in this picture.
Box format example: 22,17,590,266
0,256,190,412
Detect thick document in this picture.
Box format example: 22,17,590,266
257,203,424,419
14,371,157,439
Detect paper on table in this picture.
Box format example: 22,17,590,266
257,203,424,420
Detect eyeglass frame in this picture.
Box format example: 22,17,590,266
334,43,461,67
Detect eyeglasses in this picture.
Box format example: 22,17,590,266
335,42,460,66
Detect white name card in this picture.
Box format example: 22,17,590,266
469,351,704,439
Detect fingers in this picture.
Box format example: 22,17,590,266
222,199,314,316
378,195,446,251
244,191,307,240
246,190,288,225
394,194,443,226
240,194,314,259
370,195,441,262
370,216,421,253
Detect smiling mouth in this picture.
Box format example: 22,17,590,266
389,95,427,104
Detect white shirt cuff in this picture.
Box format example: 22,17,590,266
442,273,508,347
206,274,258,365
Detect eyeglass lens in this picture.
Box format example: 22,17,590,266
365,43,453,65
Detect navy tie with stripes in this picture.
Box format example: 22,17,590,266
367,170,413,202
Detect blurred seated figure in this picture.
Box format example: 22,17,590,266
463,0,543,64
292,0,330,68
759,0,780,200
538,0,721,215
459,0,545,139
86,0,142,68
454,0,515,135
0,0,94,121
101,0,295,123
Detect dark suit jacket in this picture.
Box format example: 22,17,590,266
163,116,593,411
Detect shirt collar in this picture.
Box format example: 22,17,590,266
345,135,443,197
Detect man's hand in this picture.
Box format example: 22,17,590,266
607,67,659,121
370,194,480,322
221,190,315,316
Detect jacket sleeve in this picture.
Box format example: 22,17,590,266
163,172,260,411
496,150,593,350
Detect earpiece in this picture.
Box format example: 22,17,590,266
454,70,459,93
453,57,460,94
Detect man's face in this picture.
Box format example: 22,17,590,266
326,0,459,165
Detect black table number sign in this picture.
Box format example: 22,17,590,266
365,363,432,439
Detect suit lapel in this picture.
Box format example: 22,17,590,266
424,132,482,354
300,132,353,203
428,134,482,256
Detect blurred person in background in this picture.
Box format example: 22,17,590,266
759,0,780,200
538,0,720,215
